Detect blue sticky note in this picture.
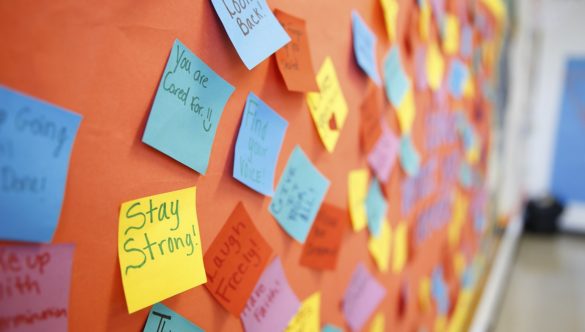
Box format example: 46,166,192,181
366,179,387,237
143,39,235,174
234,93,288,195
448,59,468,99
399,135,421,177
459,161,472,188
144,303,204,332
211,0,290,69
352,11,381,85
384,47,410,108
269,146,330,243
0,86,81,243
431,267,449,315
322,324,343,332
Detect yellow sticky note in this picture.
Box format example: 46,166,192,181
453,252,466,278
306,57,349,153
286,292,320,332
463,74,475,98
419,0,431,42
118,187,206,313
392,222,408,273
348,169,369,231
418,277,432,312
448,191,468,248
443,15,460,55
380,0,399,41
397,89,416,134
435,315,448,332
370,312,385,332
426,42,444,91
368,219,391,272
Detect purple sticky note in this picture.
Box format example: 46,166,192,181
0,244,74,332
415,46,428,91
368,121,399,183
241,257,300,332
342,263,387,332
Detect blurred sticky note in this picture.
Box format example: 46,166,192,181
348,169,369,232
143,39,235,174
285,292,320,332
399,135,421,177
322,324,343,332
396,90,416,134
432,267,449,315
234,93,288,196
368,121,399,183
461,25,473,59
369,313,385,332
300,204,346,270
204,202,273,315
118,187,206,313
384,47,410,108
352,11,381,85
0,244,74,331
270,146,330,243
0,86,81,243
360,86,383,153
426,42,445,91
448,191,468,248
342,263,387,332
419,277,432,312
415,46,428,90
211,0,290,69
241,257,300,332
380,0,399,41
448,59,469,99
366,179,388,237
442,15,460,55
144,303,203,332
368,219,391,272
274,10,319,92
419,0,431,41
306,57,349,152
392,222,408,273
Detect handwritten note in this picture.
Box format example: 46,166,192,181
234,93,288,196
426,42,444,91
322,324,342,332
143,303,203,332
300,204,346,270
368,121,399,183
118,187,206,313
360,86,383,153
396,90,416,134
352,11,381,85
306,57,349,153
369,313,385,332
241,257,300,332
383,46,410,108
0,86,81,243
366,179,388,237
342,263,386,332
380,0,399,41
442,14,460,55
143,39,235,174
211,0,290,69
448,59,469,100
368,219,391,272
0,244,74,331
269,146,330,243
399,135,421,177
204,202,273,315
285,292,320,332
274,10,319,92
392,222,408,273
348,169,369,232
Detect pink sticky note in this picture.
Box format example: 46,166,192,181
241,257,300,332
367,121,399,183
415,46,428,91
0,244,74,332
342,263,387,332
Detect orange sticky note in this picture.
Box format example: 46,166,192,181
204,202,273,315
275,10,319,92
360,86,383,153
300,204,347,270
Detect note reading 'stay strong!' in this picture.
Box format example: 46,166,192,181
300,204,347,270
211,0,290,69
143,303,203,332
143,39,234,175
0,86,81,243
118,187,206,313
204,202,273,315
0,244,74,332
342,263,387,332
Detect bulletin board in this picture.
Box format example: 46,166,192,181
0,0,506,331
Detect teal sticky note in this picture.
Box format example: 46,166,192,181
234,93,288,195
352,11,381,85
143,39,235,174
399,135,421,177
211,0,290,69
448,59,468,99
384,46,410,108
0,86,82,243
269,146,330,243
144,303,204,332
366,179,387,237
322,324,343,332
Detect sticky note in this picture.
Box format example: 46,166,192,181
460,25,473,59
306,57,349,152
274,10,319,92
211,0,290,69
419,0,431,41
430,0,446,33
322,325,342,332
369,313,385,332
426,42,445,91
300,204,346,270
399,135,421,177
367,121,399,183
448,191,468,248
432,267,449,315
144,303,204,332
342,263,387,332
415,46,428,90
448,59,469,99
368,219,391,272
419,277,432,312
380,0,399,41
351,11,381,85
285,292,320,332
0,86,81,243
366,179,388,237
396,90,416,134
348,169,369,231
0,244,74,331
384,47,410,108
143,39,235,174
204,202,273,315
392,222,408,273
118,187,206,313
234,93,288,195
442,14,460,55
360,87,383,153
241,257,300,332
